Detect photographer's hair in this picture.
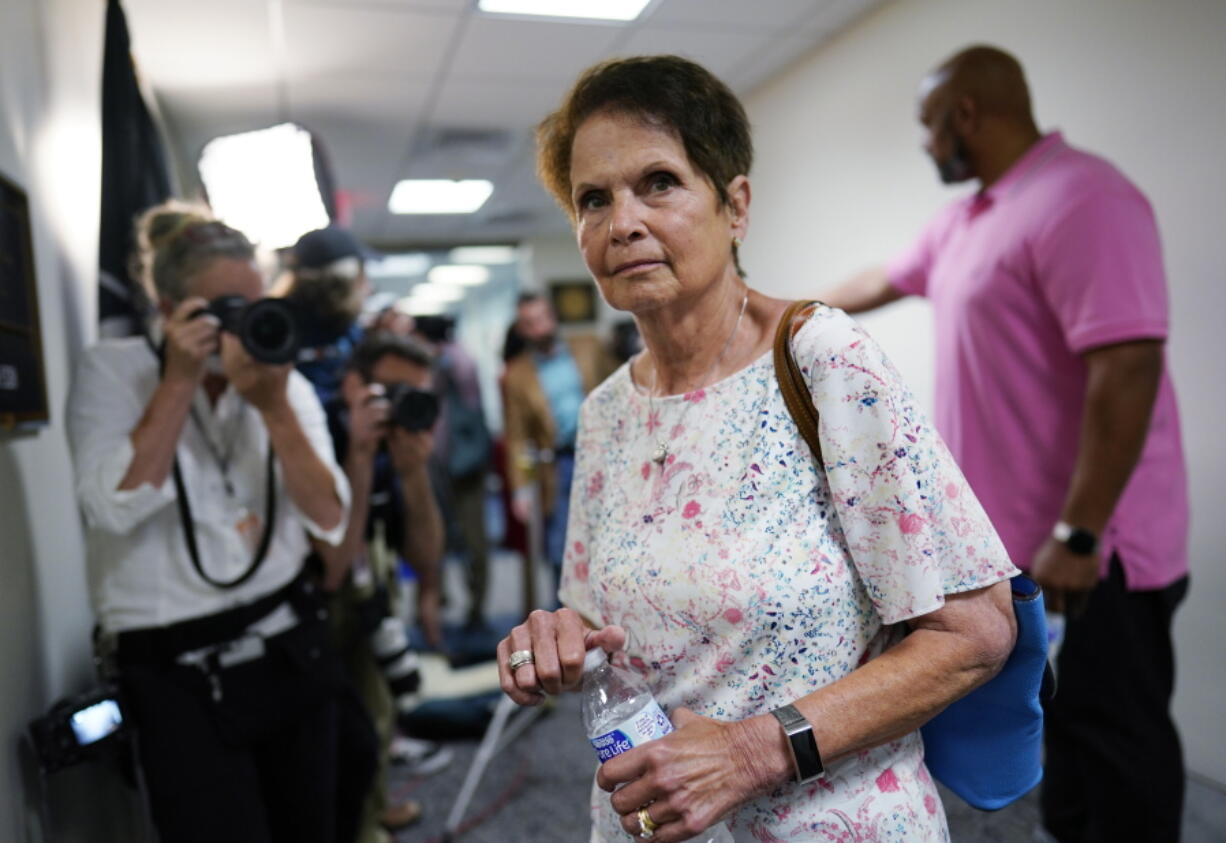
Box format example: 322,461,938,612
537,55,753,272
285,272,364,341
133,201,255,305
348,332,434,382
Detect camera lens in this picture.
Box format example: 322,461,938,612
239,299,301,364
387,385,440,432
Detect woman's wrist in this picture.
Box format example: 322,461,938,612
727,713,795,796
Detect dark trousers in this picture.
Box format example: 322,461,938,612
120,629,376,843
1041,555,1188,842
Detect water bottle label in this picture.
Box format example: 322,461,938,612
589,701,674,763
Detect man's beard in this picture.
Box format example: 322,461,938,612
936,132,974,184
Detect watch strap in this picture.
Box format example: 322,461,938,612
770,704,824,783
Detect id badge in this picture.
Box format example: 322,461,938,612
233,506,264,555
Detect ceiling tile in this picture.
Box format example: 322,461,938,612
287,0,471,11
617,27,773,82
448,16,626,82
644,0,820,31
283,3,463,78
431,78,569,130
156,85,282,165
125,0,278,89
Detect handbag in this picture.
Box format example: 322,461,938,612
772,299,1054,811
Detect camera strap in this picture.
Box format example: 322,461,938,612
148,334,278,590
172,450,276,590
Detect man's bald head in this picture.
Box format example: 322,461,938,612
922,45,1035,126
916,45,1041,185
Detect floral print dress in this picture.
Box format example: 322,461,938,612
558,305,1017,842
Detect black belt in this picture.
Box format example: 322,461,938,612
116,573,319,668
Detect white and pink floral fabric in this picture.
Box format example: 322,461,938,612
559,305,1017,842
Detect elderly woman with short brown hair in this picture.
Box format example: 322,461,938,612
497,56,1019,842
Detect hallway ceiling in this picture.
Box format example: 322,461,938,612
123,0,885,248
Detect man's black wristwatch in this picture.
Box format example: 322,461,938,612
770,704,824,784
1053,521,1098,555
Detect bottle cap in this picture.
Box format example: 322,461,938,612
582,648,608,673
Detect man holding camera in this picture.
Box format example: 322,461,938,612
312,333,450,840
67,207,364,843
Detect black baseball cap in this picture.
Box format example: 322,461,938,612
291,226,381,270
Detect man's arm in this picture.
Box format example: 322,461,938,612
387,427,445,648
1030,339,1164,610
821,267,905,315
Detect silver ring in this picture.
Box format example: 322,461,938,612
507,649,535,671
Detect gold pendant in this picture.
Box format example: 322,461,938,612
651,442,668,465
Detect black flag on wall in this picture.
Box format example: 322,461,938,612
98,0,171,338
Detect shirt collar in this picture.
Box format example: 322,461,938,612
980,131,1066,202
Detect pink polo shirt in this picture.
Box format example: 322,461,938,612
887,132,1188,589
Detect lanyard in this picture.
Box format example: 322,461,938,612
149,336,278,589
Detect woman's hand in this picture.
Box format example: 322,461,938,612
496,608,625,705
601,708,773,843
163,297,218,384
221,333,291,413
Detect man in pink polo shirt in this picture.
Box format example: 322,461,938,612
826,45,1189,842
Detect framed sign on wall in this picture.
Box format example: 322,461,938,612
0,172,49,431
549,279,598,325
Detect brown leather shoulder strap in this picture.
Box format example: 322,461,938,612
772,300,824,463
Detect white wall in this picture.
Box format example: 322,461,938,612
743,0,1226,786
1,0,147,837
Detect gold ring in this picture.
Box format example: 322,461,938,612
507,649,535,671
637,806,659,838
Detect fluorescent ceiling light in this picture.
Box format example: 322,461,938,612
388,179,493,215
368,253,431,279
477,0,651,22
409,282,465,303
428,265,490,287
396,297,449,316
198,123,329,250
448,246,518,265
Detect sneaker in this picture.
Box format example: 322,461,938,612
389,734,454,776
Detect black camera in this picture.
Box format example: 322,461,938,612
198,295,303,365
386,384,440,432
28,686,128,773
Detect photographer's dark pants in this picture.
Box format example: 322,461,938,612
119,619,377,843
1040,555,1187,843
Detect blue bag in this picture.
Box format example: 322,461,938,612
773,300,1054,811
919,574,1053,810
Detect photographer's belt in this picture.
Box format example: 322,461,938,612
175,602,300,702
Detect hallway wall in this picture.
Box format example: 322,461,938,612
0,0,146,837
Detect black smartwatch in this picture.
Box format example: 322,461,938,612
1053,521,1098,555
770,704,824,783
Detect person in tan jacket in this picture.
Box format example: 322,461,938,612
503,292,614,582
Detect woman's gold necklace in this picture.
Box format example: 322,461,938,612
646,291,749,465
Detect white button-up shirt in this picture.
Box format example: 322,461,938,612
67,337,350,634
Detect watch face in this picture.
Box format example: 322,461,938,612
1066,528,1097,555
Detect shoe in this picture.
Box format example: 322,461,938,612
389,734,454,776
380,797,423,831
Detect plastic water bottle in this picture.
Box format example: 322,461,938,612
580,648,734,842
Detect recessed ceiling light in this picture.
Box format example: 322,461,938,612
396,297,449,316
198,123,329,250
388,179,493,215
428,265,491,287
448,246,518,265
477,0,651,23
409,282,466,303
368,253,431,279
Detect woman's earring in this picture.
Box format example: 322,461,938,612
732,236,743,249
